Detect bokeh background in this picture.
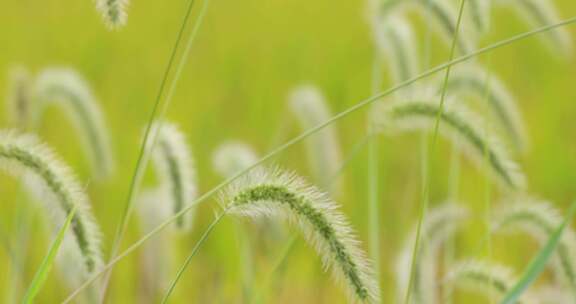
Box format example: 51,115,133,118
1,0,576,302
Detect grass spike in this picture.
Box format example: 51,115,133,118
34,68,115,179
374,15,420,85
289,85,342,191
6,66,33,130
396,203,468,303
95,0,129,29
445,260,530,303
493,197,576,295
212,141,259,178
150,122,197,231
220,167,379,303
504,0,572,56
382,0,476,54
467,0,490,34
442,65,528,151
0,130,102,276
373,99,525,189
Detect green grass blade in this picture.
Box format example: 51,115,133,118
500,200,576,304
22,206,77,304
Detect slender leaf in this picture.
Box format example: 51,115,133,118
22,206,77,304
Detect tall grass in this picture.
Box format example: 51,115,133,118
61,18,576,302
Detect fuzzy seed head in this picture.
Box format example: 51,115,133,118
220,168,379,303
442,65,528,152
289,85,342,192
375,15,420,85
493,197,576,292
212,141,259,178
0,130,102,276
396,203,468,303
6,66,34,130
150,121,197,231
372,99,526,190
445,260,527,303
34,67,115,179
95,0,129,29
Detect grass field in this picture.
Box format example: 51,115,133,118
1,0,576,303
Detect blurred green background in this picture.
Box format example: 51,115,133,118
1,0,576,302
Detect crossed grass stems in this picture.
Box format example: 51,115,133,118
63,10,576,302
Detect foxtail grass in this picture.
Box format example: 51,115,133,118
373,99,525,189
221,168,379,303
0,131,102,275
493,198,576,296
150,122,197,231
213,141,259,178
34,68,115,179
381,0,475,54
442,65,528,151
374,15,420,85
396,203,468,303
503,0,572,56
62,18,576,302
289,85,342,191
95,0,128,29
6,66,33,130
445,260,527,303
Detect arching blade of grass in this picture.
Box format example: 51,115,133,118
62,18,576,302
405,0,467,303
22,205,77,304
500,200,576,304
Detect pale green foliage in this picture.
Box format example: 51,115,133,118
493,197,576,294
446,260,530,303
396,203,468,304
289,85,342,191
95,0,129,29
34,67,115,179
0,130,102,276
150,122,197,231
220,168,379,303
373,99,525,189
